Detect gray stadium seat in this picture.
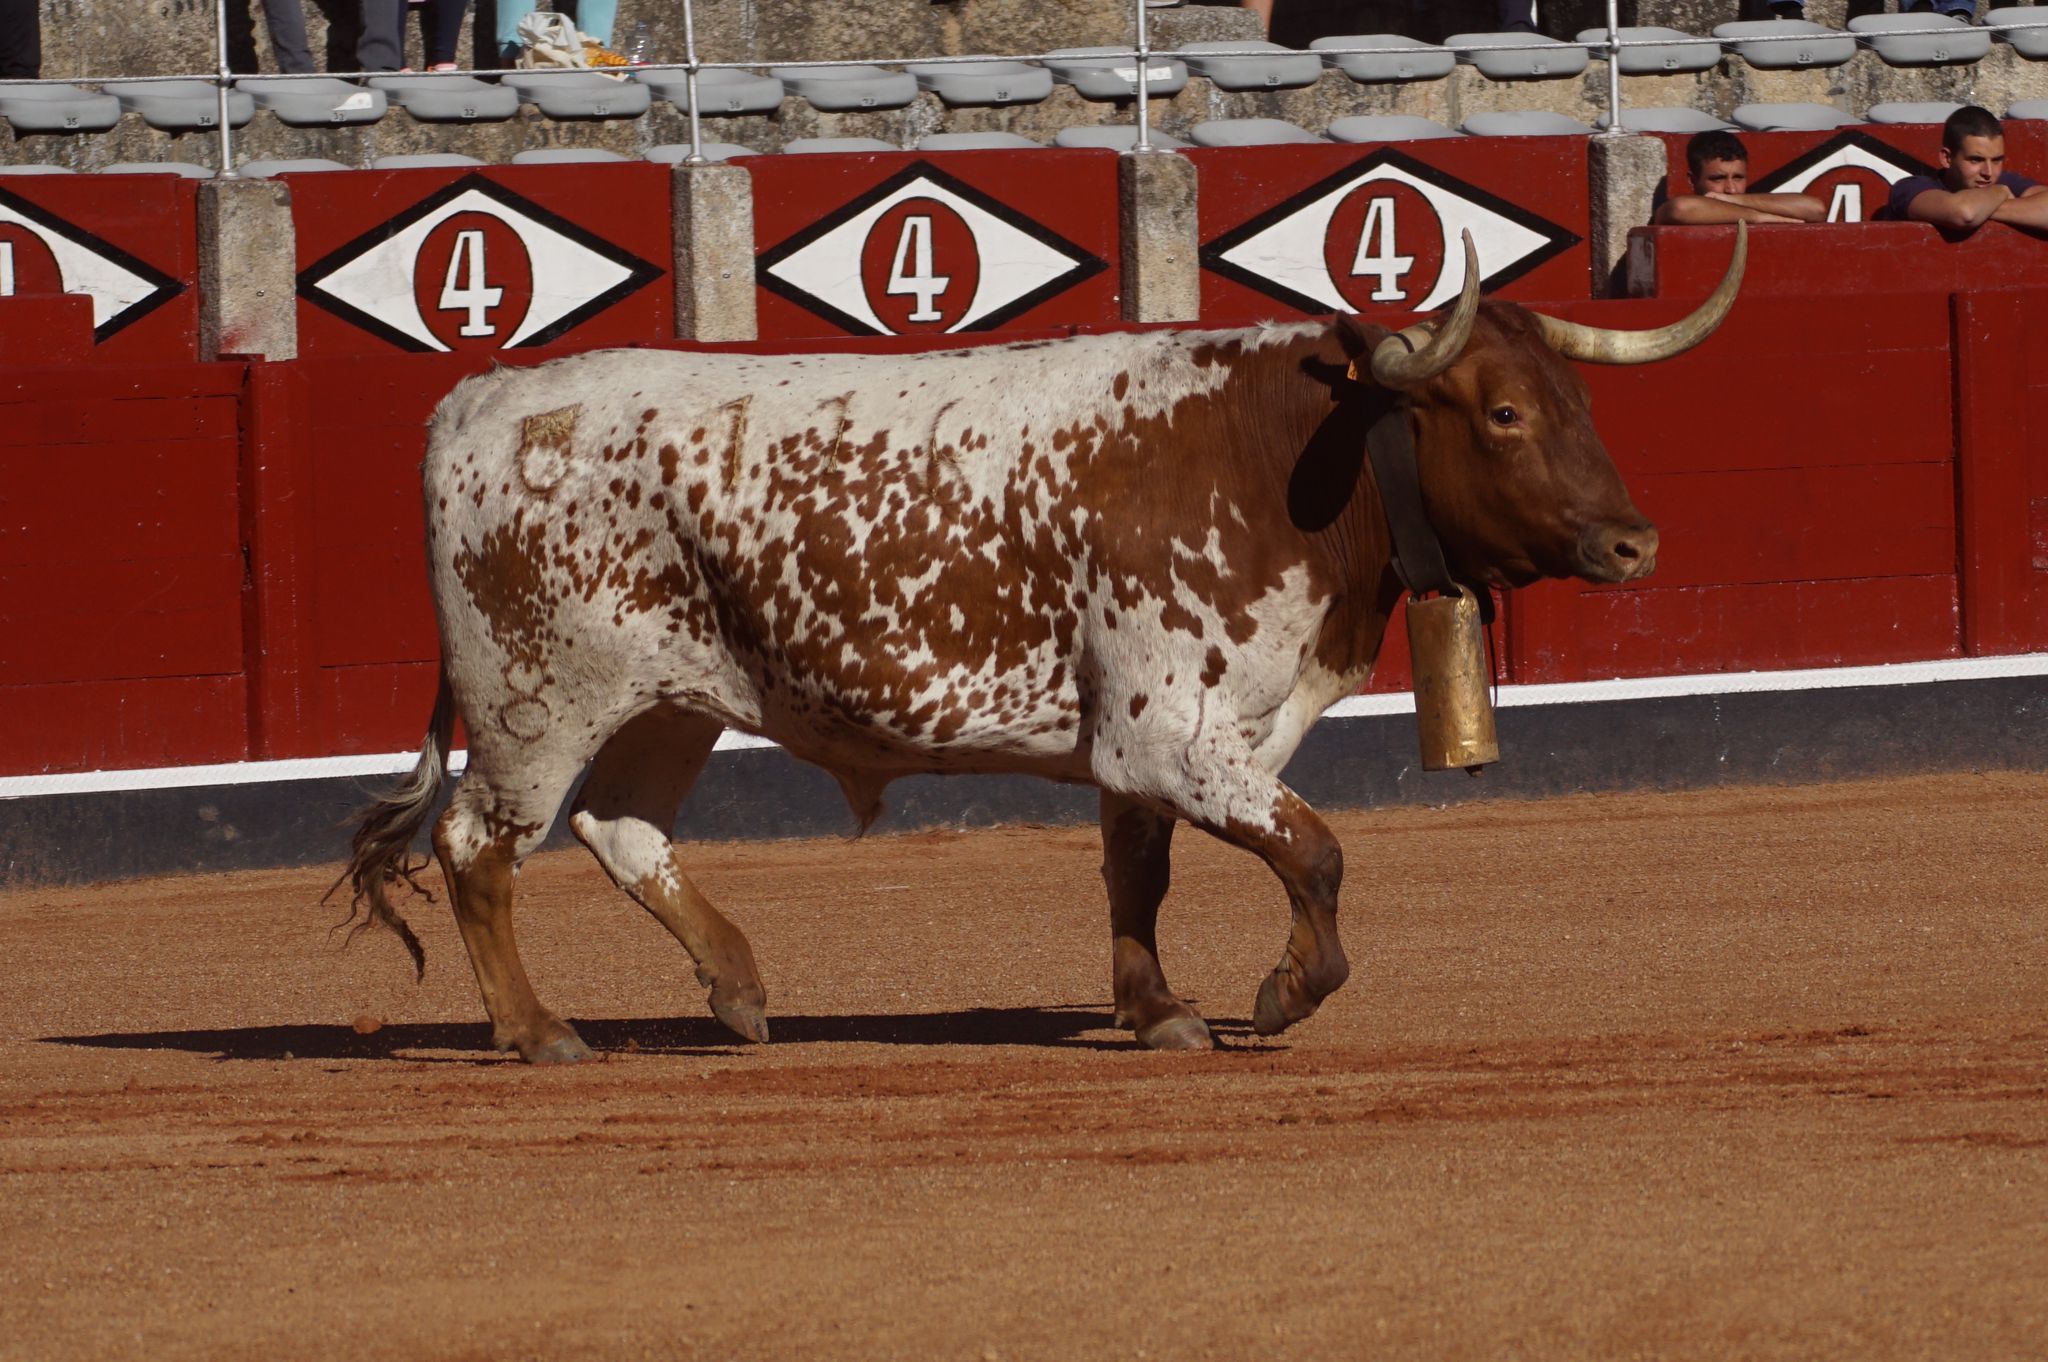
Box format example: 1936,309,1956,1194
1847,14,1992,67
915,131,1043,151
1986,8,2048,59
1597,106,1734,134
1311,34,1456,83
634,67,784,115
1712,19,1855,69
236,158,351,176
1042,47,1188,99
783,136,899,154
1573,26,1720,75
1865,101,1964,125
102,80,255,131
1052,125,1190,151
1731,101,1855,131
99,161,214,176
1461,110,1595,137
646,142,763,162
0,163,76,175
501,71,651,119
1188,118,1323,147
1326,114,1461,142
508,147,630,164
371,152,487,169
369,74,520,122
769,64,916,112
1178,40,1323,90
2005,99,2048,120
908,61,1052,108
1443,32,1590,80
236,76,386,126
0,84,121,133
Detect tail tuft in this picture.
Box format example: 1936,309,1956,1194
324,673,457,980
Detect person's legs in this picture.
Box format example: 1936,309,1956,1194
261,0,317,73
495,0,536,62
0,0,41,79
567,0,615,46
1497,0,1537,32
356,0,406,70
421,0,470,66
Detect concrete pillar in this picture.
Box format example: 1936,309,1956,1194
1586,133,1667,300
672,162,758,343
1118,150,1201,325
197,177,298,362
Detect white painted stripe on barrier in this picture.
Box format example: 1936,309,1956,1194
5,652,2045,801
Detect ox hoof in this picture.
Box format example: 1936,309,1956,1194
710,991,770,1045
523,1031,594,1065
1252,970,1319,1038
1136,1014,1214,1051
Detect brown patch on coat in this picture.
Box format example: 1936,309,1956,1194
517,405,579,495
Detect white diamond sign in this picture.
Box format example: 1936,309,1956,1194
757,163,1106,337
298,175,662,352
0,186,183,341
1751,131,1935,223
1202,148,1580,316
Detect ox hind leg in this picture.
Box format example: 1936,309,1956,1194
1104,739,1349,1041
568,706,768,1043
1101,792,1213,1050
434,736,599,1065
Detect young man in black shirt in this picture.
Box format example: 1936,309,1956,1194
1878,106,2048,235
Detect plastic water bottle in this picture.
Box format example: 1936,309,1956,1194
624,21,653,65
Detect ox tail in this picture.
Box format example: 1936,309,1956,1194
324,668,457,980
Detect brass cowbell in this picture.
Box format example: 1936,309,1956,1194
1404,586,1499,774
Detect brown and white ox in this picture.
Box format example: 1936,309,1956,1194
338,230,1746,1063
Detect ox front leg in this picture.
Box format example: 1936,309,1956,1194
433,801,592,1064
1240,787,1350,1037
1100,792,1212,1051
1120,752,1350,1039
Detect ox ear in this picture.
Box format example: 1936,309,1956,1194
1333,315,1396,389
1334,314,1395,362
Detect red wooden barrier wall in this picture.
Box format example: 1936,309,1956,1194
1517,289,1963,681
6,157,2048,776
1631,221,2048,299
0,360,249,772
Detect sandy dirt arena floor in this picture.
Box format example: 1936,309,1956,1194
0,771,2044,1361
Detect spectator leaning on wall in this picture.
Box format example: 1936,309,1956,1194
1653,130,1826,226
1877,105,2048,236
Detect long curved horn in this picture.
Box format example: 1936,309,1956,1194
1534,220,1747,366
1368,230,1482,388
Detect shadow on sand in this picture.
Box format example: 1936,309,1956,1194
44,1005,1263,1062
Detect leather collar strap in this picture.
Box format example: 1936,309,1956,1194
1364,406,1459,600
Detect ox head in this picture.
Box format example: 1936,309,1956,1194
1337,225,1746,590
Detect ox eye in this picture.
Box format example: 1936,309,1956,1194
1490,405,1520,428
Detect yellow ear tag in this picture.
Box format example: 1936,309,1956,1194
1346,359,1361,383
